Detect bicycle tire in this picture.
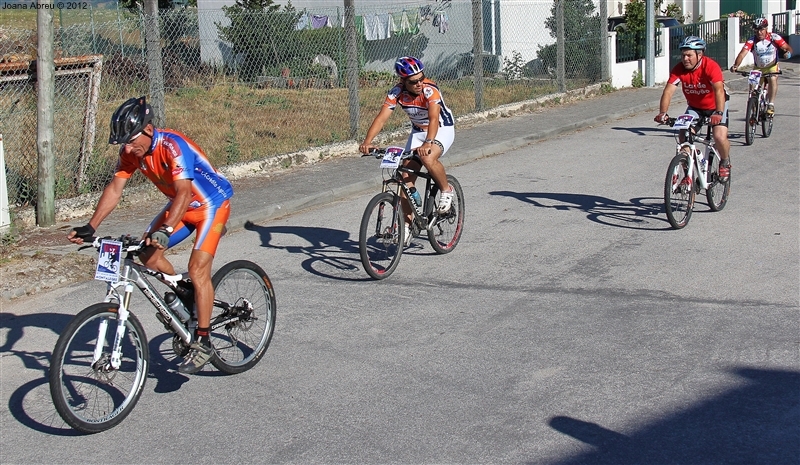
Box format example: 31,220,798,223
664,153,694,229
209,260,276,374
762,110,773,138
428,175,465,254
359,192,405,280
744,96,757,146
49,303,149,434
705,153,730,212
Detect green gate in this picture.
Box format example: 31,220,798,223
669,19,728,69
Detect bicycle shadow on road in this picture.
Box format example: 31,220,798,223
2,311,190,435
489,191,668,230
243,221,369,282
545,367,800,464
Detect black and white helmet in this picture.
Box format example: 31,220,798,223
109,96,152,145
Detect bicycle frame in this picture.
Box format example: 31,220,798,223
674,118,718,190
379,152,443,232
93,241,192,370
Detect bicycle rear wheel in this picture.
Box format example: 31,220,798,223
705,153,730,212
664,153,695,229
744,96,757,146
209,260,276,374
428,175,465,254
49,303,149,434
359,192,405,280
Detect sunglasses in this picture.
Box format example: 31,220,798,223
405,75,425,85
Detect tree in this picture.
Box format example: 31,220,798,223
536,0,602,81
217,0,302,80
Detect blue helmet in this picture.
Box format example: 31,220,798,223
679,36,706,51
394,56,424,78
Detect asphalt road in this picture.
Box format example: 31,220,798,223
1,79,798,464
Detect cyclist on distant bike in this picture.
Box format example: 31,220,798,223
67,96,234,375
655,36,731,182
729,17,793,116
359,56,456,245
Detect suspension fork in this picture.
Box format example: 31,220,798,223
106,266,134,370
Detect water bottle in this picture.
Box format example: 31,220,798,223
165,291,191,323
409,187,422,208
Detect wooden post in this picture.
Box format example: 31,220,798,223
144,0,166,126
36,6,56,227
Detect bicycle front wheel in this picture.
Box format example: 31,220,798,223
744,96,757,146
664,153,695,229
49,303,149,434
429,175,465,254
359,192,405,280
209,260,276,374
705,153,730,212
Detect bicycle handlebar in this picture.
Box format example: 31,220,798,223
362,148,417,159
735,70,782,77
658,115,710,127
87,235,145,253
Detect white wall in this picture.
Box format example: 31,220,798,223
608,30,670,88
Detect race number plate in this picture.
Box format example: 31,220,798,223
95,239,122,283
747,70,762,86
380,146,405,169
673,114,695,130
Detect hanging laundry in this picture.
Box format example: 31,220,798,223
363,13,380,40
295,12,310,30
405,9,420,34
390,11,404,34
419,5,434,23
433,11,448,34
376,13,390,39
311,14,331,29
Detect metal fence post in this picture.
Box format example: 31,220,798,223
472,0,484,111
556,0,565,93
344,0,359,139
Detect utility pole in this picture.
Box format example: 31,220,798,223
645,0,655,87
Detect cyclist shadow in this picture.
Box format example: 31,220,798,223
243,220,369,281
489,191,669,230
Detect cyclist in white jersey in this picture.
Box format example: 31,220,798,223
359,56,456,244
730,17,793,115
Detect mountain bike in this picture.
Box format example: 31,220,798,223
661,114,731,229
49,235,276,434
359,147,465,280
737,69,781,145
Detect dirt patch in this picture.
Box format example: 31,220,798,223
1,247,96,300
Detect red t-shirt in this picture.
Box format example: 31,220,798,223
667,57,724,110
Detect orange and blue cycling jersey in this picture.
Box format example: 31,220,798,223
383,78,455,131
115,128,233,207
115,128,234,255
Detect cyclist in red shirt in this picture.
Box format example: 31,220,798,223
655,36,731,182
729,17,793,115
68,96,234,374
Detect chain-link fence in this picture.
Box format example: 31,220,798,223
1,0,606,217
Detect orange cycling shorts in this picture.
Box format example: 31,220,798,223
150,200,230,256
